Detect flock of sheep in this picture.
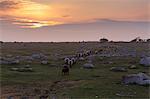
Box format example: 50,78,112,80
62,50,96,75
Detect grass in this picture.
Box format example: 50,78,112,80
0,42,150,98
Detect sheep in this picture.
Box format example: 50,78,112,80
64,57,70,64
68,59,74,68
77,53,83,58
71,57,76,64
84,50,92,56
95,50,98,54
62,65,69,75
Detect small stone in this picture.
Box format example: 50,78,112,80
128,65,137,69
41,60,48,65
25,64,30,68
7,96,14,99
110,67,127,72
10,67,19,71
140,57,150,66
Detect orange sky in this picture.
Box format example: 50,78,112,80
0,0,149,42
0,0,149,28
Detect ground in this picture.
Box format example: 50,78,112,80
0,42,149,99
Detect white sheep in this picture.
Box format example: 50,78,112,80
71,57,76,63
64,57,70,64
77,53,83,58
84,50,91,56
68,59,74,68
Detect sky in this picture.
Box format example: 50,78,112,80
0,0,149,42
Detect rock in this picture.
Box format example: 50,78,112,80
10,67,19,71
18,68,33,72
122,73,150,85
10,60,20,64
116,92,136,97
128,65,137,69
24,64,30,68
7,96,14,99
31,53,48,60
41,60,48,65
32,53,41,59
83,63,94,69
0,60,10,64
23,56,34,61
140,57,150,66
110,67,127,72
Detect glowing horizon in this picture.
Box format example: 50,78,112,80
0,0,149,28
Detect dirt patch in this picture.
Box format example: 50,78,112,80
1,80,84,99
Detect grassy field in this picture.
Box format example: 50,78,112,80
0,42,149,99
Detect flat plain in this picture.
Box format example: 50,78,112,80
0,42,149,99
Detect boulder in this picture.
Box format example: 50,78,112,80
41,60,48,65
10,67,33,72
24,64,30,68
21,56,34,61
0,60,10,64
10,67,19,71
128,65,137,69
18,68,33,72
10,60,20,64
83,63,94,69
122,73,150,85
31,53,48,60
110,67,127,72
140,57,150,66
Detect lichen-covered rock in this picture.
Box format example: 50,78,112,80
128,65,137,69
140,57,150,66
110,67,127,72
31,53,48,60
41,60,48,65
83,63,94,69
122,73,150,85
10,67,19,71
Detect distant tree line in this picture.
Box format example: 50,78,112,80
130,37,150,43
99,37,150,43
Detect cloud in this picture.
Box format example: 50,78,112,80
62,15,71,18
0,0,20,10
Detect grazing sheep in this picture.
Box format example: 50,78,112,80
64,57,70,64
95,50,98,54
68,59,74,68
84,50,92,56
62,65,69,75
77,53,83,58
71,57,76,64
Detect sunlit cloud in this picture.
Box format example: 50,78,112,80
0,0,149,29
5,18,63,28
0,0,64,28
